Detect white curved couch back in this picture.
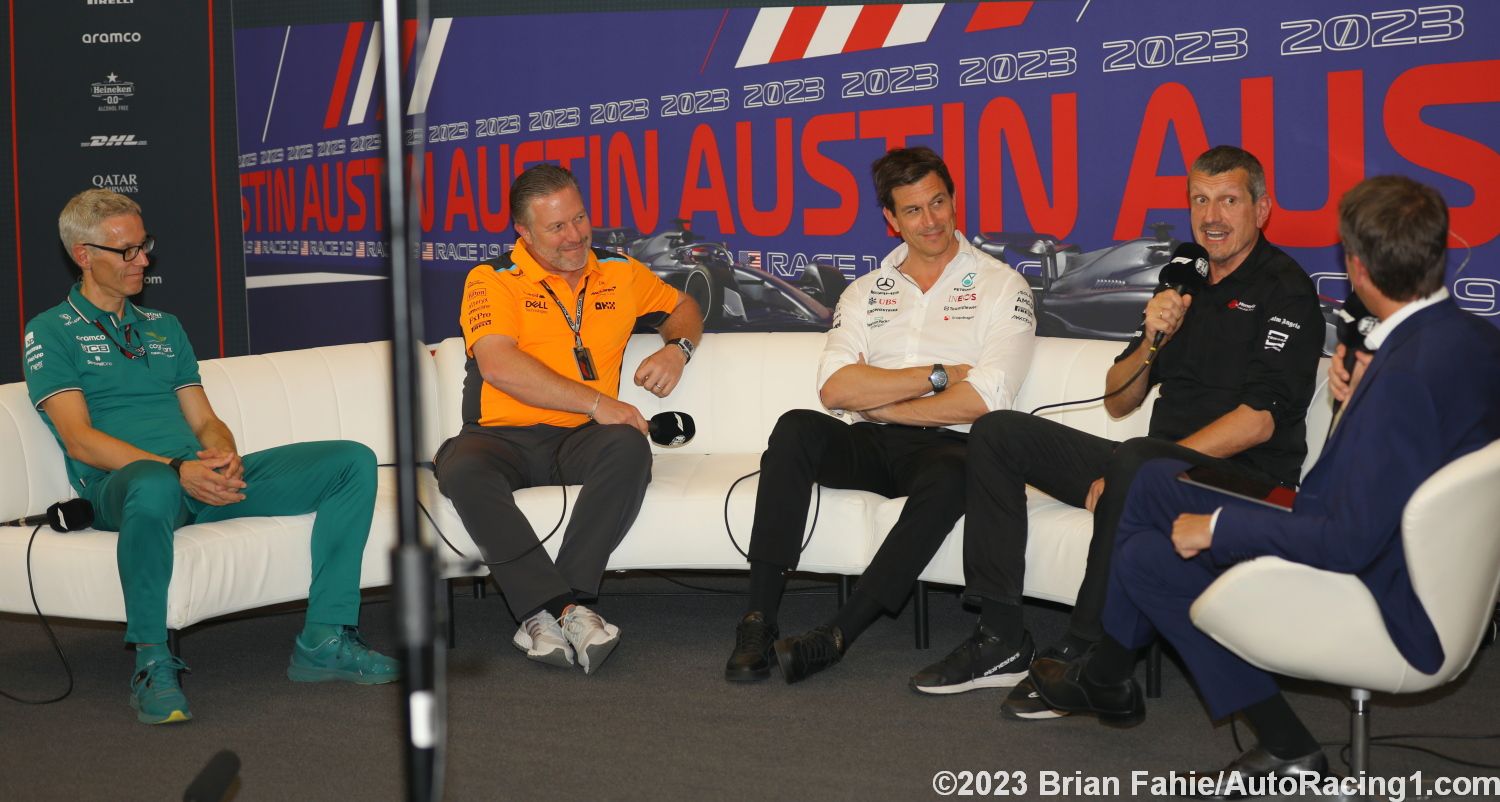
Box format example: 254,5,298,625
0,340,442,521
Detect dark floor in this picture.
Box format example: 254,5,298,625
1,573,1497,801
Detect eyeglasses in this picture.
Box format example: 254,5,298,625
85,234,155,262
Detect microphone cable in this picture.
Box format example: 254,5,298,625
722,469,821,560
0,523,75,705
1028,358,1151,417
387,423,590,573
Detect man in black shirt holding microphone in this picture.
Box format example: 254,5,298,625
913,146,1325,719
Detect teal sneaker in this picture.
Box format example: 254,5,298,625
287,626,401,685
130,656,192,725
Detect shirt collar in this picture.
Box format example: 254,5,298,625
1209,234,1267,290
1364,288,1449,350
510,239,603,288
67,284,141,327
878,231,974,282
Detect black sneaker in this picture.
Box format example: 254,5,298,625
909,627,1033,695
1001,644,1082,720
774,625,844,684
724,612,778,682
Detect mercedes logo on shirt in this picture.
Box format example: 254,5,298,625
875,276,896,291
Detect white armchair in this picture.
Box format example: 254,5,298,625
1190,439,1500,775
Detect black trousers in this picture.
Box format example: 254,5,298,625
434,422,651,621
749,410,969,613
963,409,1280,643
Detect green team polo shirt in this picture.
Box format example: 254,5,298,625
23,285,204,494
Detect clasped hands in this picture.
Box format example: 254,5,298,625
179,448,246,506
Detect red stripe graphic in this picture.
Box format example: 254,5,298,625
9,0,22,345
843,4,902,54
207,0,224,355
323,21,365,130
769,6,825,64
377,19,419,121
966,1,1033,32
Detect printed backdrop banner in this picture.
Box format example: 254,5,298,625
234,1,1500,352
3,0,244,384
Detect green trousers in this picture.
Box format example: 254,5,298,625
86,440,378,644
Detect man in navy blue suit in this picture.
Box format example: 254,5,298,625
1029,175,1500,785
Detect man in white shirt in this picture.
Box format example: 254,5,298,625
724,146,1037,684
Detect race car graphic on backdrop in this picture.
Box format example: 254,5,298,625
234,1,1499,352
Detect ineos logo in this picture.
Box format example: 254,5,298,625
81,32,142,44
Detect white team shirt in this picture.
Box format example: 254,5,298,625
817,231,1037,432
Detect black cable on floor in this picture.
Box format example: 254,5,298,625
0,524,75,705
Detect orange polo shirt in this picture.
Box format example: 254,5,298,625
458,239,680,428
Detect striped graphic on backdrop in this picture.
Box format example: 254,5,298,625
734,2,1033,68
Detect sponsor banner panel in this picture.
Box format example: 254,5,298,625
5,0,242,383
235,1,1500,351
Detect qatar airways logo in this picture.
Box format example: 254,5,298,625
93,173,139,193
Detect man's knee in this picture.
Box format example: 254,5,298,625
767,409,835,448
328,440,377,476
586,424,652,478
971,408,1028,441
1106,437,1175,483
971,409,1034,465
117,460,183,516
436,445,517,500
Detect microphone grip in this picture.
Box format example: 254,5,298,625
183,750,240,802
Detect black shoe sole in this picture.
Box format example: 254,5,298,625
724,662,772,682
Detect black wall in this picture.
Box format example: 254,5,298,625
0,0,244,383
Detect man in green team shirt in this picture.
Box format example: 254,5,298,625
22,189,399,725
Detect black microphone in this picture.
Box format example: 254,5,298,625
648,411,696,447
1332,292,1379,416
183,749,241,802
2,498,94,531
1148,242,1211,348
1158,241,1210,298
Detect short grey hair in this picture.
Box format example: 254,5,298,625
59,188,141,254
1191,145,1267,202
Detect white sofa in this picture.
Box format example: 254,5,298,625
0,333,1331,643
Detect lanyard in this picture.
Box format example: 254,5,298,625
93,318,145,360
539,277,589,349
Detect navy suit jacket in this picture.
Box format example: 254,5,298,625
1211,300,1500,674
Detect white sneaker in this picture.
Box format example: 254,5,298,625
559,605,620,675
512,610,574,668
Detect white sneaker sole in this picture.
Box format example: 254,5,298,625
511,635,574,668
911,668,1028,695
576,635,619,675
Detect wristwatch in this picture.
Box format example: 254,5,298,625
928,363,948,393
667,337,695,364
168,457,185,475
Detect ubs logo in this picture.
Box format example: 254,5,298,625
875,276,896,291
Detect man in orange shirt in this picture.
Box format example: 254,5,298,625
435,164,702,674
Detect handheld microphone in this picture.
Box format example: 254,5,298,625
1147,242,1211,348
648,411,696,447
1157,241,1210,298
2,499,94,532
1331,292,1379,416
183,749,241,802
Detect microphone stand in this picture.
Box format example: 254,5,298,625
379,0,445,799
